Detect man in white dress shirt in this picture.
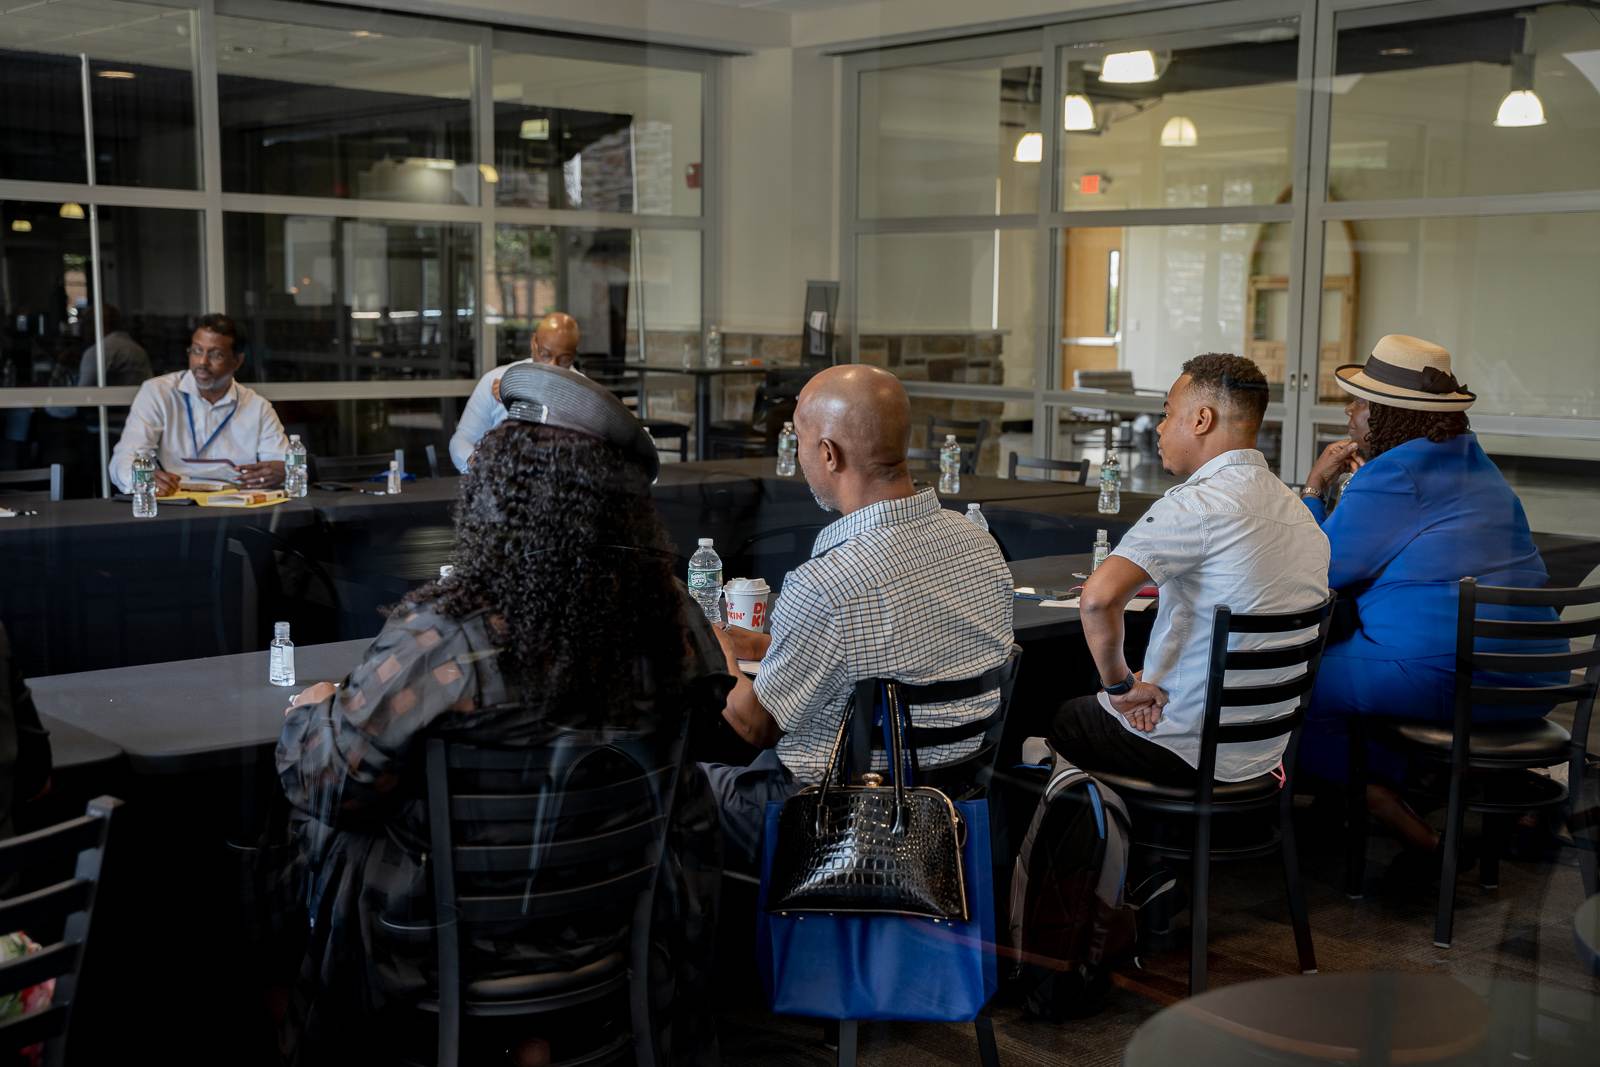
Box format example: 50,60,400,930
448,312,581,472
1052,353,1330,786
109,314,289,494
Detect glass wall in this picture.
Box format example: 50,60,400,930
0,1,711,495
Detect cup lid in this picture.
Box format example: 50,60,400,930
724,576,770,593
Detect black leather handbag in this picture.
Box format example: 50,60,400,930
766,681,968,921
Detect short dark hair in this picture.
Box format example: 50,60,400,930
1364,402,1469,459
1181,352,1269,427
195,313,245,354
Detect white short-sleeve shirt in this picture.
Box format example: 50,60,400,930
1103,449,1330,781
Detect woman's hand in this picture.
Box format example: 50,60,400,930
1307,439,1361,494
285,681,338,715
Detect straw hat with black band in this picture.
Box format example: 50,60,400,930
498,362,661,482
1334,334,1476,412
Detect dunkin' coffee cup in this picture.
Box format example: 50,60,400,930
722,577,772,633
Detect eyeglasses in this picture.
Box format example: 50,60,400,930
534,341,577,368
187,344,235,364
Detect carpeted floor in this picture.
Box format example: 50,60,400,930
719,722,1600,1065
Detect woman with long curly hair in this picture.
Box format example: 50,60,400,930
276,365,731,1065
1295,335,1561,854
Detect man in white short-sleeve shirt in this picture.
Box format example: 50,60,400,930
1052,354,1329,785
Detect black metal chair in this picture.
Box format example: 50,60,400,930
0,464,64,502
310,448,406,483
644,421,690,463
927,417,989,475
823,646,1024,1067
419,719,690,1067
1089,595,1337,994
1008,453,1090,485
1345,577,1600,948
0,795,122,1064
727,524,827,593
906,447,941,473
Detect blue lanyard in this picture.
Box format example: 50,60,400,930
180,391,238,459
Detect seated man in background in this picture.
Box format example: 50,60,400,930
109,313,287,494
449,311,581,471
704,364,1015,867
1052,354,1329,787
77,305,152,387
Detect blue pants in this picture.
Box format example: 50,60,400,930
700,749,800,872
1299,643,1547,785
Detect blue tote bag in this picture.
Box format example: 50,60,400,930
756,795,999,1021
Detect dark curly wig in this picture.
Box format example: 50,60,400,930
399,421,688,730
1362,401,1470,460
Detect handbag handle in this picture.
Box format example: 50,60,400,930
813,681,911,835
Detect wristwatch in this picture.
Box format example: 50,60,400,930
1102,673,1136,696
1300,485,1324,501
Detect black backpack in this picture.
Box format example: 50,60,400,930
1007,745,1137,1020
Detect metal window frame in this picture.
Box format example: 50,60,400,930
0,0,717,466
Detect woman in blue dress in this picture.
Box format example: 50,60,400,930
1295,335,1558,853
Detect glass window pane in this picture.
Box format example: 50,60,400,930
0,405,129,499
216,17,476,203
858,53,1041,218
857,229,1038,390
490,226,700,365
0,0,198,188
1319,213,1600,419
224,213,478,381
492,53,702,216
1057,20,1299,211
1050,404,1287,491
1329,2,1600,200
275,397,462,465
1,202,201,388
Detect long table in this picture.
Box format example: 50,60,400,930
3,460,1152,677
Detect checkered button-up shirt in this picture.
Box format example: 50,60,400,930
753,488,1015,785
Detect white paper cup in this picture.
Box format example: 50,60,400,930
722,577,772,633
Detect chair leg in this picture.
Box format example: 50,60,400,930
1279,795,1318,974
1345,722,1369,899
975,1010,1000,1067
836,1020,858,1067
1434,761,1469,949
1190,814,1213,995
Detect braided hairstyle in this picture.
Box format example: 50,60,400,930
1362,401,1470,460
399,421,687,729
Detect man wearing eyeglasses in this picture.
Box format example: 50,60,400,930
109,314,289,494
448,311,581,472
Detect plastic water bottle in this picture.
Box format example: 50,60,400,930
705,324,722,368
284,434,308,498
965,502,988,532
1092,528,1111,571
269,621,296,687
938,435,961,495
776,421,798,476
1098,448,1122,515
387,459,402,495
131,447,158,517
439,564,454,580
688,537,723,625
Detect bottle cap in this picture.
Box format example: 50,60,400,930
783,421,793,430
967,502,980,511
945,434,957,444
439,564,454,579
390,460,399,471
273,621,291,640
698,537,714,547
1096,528,1108,541
289,433,300,443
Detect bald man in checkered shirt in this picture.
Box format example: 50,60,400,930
702,366,1015,868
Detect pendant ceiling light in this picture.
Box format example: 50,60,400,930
1160,115,1198,147
1012,131,1043,163
1494,13,1547,128
1063,92,1097,131
1099,49,1159,84
59,202,85,220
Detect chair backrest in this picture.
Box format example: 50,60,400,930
1008,452,1090,485
0,796,121,1065
1073,369,1136,393
845,646,1024,799
424,721,689,1067
310,448,405,483
0,465,64,502
1194,596,1337,795
423,443,441,479
906,447,941,472
1453,577,1600,781
728,524,827,592
927,417,990,472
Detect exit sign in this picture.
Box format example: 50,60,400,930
1077,173,1109,194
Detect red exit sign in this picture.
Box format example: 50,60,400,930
1077,173,1109,194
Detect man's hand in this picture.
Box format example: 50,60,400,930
1306,440,1361,494
714,624,771,663
237,460,285,489
1108,680,1168,732
153,470,181,496
285,681,338,715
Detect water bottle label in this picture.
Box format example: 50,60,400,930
688,567,722,592
133,468,152,486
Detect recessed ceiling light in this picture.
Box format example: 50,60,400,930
97,69,136,80
1378,47,1414,57
351,30,381,39
520,118,550,141
10,220,32,233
